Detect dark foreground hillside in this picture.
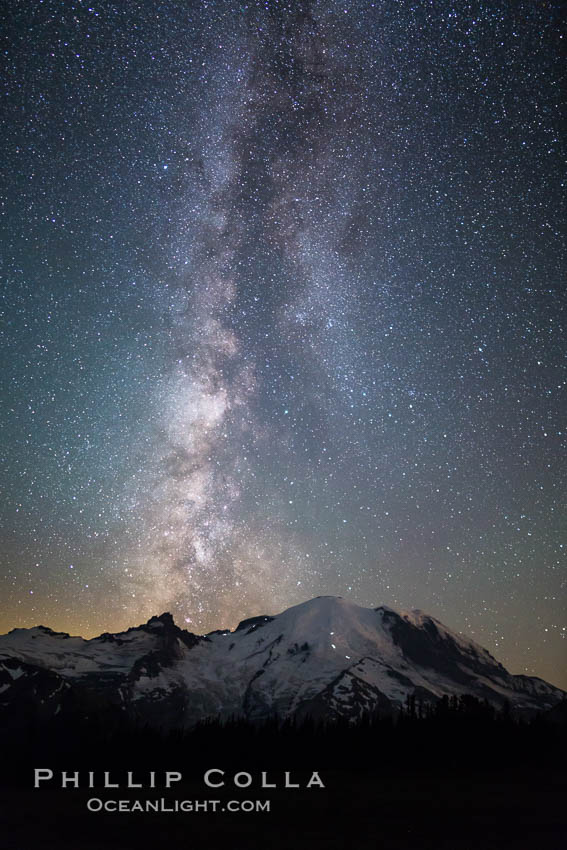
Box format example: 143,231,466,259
1,699,566,850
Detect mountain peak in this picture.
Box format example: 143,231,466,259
145,612,176,629
0,596,564,730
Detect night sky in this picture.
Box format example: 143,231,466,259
1,1,565,688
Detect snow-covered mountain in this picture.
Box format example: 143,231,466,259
0,596,563,729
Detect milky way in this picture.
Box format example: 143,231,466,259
1,1,565,687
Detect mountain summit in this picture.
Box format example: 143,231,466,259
0,596,563,730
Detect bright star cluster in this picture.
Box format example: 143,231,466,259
1,1,565,687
